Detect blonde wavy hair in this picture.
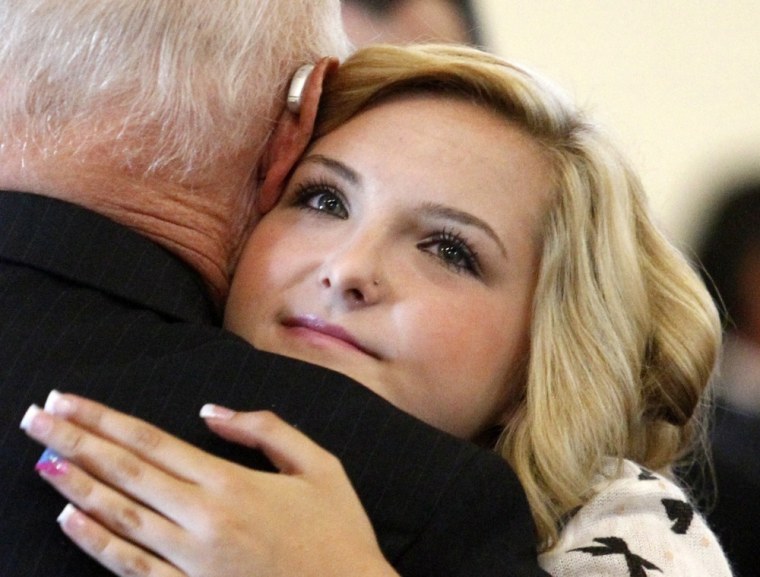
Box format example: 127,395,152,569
0,0,348,177
314,44,721,550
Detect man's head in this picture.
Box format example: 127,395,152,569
0,0,347,178
342,0,482,47
0,1,349,304
696,179,760,342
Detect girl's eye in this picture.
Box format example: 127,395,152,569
418,229,481,277
294,183,348,219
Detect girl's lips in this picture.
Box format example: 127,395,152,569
282,315,379,358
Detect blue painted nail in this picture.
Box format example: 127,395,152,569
35,448,68,476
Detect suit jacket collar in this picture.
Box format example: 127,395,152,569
0,190,216,324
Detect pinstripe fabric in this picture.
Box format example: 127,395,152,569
0,191,546,577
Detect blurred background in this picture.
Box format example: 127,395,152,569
478,0,760,252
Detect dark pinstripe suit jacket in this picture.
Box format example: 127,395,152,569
0,191,547,577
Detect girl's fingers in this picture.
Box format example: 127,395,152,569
41,391,222,484
203,408,343,477
35,449,188,563
21,405,195,522
57,505,185,577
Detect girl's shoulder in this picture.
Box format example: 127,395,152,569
538,459,733,577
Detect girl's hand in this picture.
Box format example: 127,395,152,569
20,391,398,577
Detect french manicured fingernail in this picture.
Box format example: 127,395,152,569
20,404,53,435
35,448,69,476
57,503,78,525
20,404,42,430
45,390,73,415
199,404,235,420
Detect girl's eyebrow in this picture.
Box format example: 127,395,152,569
418,201,508,259
300,154,361,185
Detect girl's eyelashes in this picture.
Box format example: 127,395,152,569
292,180,349,219
418,228,482,277
289,180,483,277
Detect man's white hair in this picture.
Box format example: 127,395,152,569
0,0,349,175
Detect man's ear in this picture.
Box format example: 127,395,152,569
257,57,339,214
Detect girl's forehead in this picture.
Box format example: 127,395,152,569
302,96,553,259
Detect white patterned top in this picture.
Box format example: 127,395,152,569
538,459,733,577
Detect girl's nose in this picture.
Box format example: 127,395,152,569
318,240,386,308
320,275,382,307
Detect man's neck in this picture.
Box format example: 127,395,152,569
0,150,258,308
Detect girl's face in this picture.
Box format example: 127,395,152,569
225,95,551,440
